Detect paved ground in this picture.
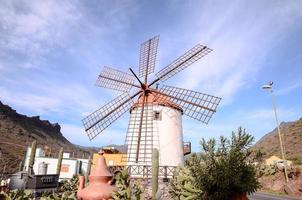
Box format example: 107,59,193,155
249,192,302,200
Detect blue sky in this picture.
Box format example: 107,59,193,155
1,0,302,152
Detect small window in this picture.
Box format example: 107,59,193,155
154,111,162,120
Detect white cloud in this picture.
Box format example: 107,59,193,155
182,105,301,152
0,0,138,72
0,86,61,114
61,123,127,147
276,81,302,96
167,1,302,105
247,108,296,121
0,0,139,121
0,0,81,70
0,80,101,118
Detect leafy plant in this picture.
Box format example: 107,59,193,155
0,176,78,200
112,169,144,200
0,189,33,200
40,175,78,200
170,127,260,200
40,191,77,200
57,175,79,193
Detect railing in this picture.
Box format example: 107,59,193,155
108,165,176,179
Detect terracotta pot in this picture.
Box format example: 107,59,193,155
77,150,117,200
230,193,248,200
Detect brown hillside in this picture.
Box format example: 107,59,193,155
0,101,97,174
253,118,302,161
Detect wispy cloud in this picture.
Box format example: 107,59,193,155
0,0,138,117
0,0,81,70
183,106,301,151
61,122,128,146
0,86,61,114
276,81,302,96
4,84,101,117
166,1,302,104
1,0,301,150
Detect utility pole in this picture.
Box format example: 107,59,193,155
262,81,289,183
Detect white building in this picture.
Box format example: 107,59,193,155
24,148,90,181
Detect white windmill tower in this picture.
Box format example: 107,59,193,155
82,35,221,176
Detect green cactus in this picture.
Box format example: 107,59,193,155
85,156,92,184
152,148,159,200
28,140,37,173
18,150,27,171
0,189,33,200
112,169,144,200
56,147,64,175
169,166,202,200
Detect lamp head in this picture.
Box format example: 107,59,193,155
262,81,273,90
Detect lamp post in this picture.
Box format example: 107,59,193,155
262,81,289,183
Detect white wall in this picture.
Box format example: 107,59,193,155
157,105,184,166
24,154,89,180
126,104,184,167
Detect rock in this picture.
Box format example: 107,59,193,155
0,101,97,174
284,184,294,195
277,163,284,170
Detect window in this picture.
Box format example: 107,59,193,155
108,160,114,166
154,111,162,120
61,164,70,173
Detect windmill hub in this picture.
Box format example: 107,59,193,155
141,83,148,90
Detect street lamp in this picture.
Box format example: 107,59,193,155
262,81,289,183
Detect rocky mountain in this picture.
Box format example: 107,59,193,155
0,101,97,174
253,117,302,161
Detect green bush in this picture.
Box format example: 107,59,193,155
170,127,260,200
289,157,302,165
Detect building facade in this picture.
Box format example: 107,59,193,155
24,148,89,181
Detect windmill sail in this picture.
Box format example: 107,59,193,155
96,66,137,92
153,85,221,124
150,44,212,86
82,92,138,140
139,35,159,82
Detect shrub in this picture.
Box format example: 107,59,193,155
170,127,260,200
289,157,302,165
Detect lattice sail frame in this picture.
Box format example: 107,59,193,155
154,85,221,124
139,35,159,79
154,45,212,83
95,66,136,92
82,93,135,140
123,103,160,163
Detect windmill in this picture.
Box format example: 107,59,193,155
82,35,221,169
